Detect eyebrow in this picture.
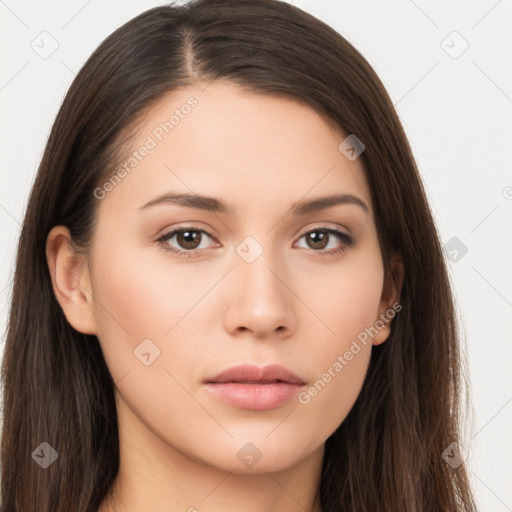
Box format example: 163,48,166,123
138,192,369,215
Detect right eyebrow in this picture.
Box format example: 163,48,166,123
137,192,232,214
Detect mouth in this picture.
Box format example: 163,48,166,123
210,378,296,384
204,364,306,410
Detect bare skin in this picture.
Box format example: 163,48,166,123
46,80,403,512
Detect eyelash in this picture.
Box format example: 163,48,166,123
156,225,355,259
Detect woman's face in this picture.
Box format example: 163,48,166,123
72,81,399,473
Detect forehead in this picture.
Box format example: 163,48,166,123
98,80,372,218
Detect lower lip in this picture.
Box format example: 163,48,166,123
204,382,303,410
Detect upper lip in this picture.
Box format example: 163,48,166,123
205,364,306,385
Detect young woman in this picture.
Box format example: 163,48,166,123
0,1,477,511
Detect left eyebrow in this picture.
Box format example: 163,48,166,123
291,193,369,215
137,191,369,215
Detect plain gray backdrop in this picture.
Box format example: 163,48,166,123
1,0,511,510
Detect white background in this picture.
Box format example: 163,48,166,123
1,1,511,510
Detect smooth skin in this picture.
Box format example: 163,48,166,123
46,80,403,512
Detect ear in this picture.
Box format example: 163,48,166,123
46,225,97,335
372,252,404,346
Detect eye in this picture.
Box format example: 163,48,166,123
294,227,354,256
157,226,218,258
156,225,354,258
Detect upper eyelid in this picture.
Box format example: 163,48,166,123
157,225,219,242
158,221,351,238
297,223,351,237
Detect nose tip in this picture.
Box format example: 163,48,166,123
222,250,296,339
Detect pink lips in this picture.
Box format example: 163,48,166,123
204,363,306,410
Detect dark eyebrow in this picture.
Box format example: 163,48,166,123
291,193,369,215
138,192,232,214
138,192,369,215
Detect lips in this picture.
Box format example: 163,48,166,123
204,364,306,410
205,363,306,385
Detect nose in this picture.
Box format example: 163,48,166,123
222,248,296,340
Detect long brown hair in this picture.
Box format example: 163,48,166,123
1,1,477,510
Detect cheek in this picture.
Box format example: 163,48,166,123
87,239,222,381
291,249,383,431
90,238,210,333
296,339,371,443
296,243,384,346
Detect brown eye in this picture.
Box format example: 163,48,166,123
157,226,217,257
295,228,354,256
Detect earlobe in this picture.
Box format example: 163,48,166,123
46,226,97,335
373,252,404,346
